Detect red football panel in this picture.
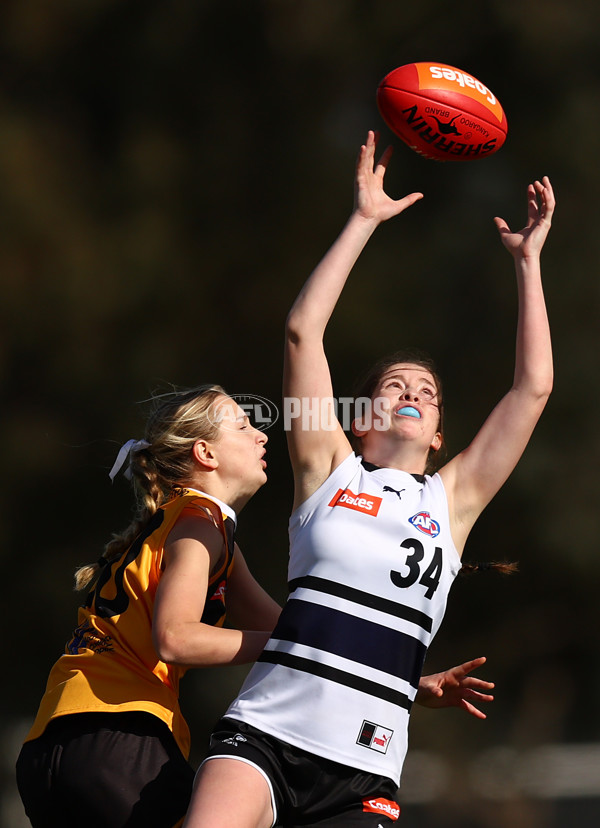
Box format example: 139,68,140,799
379,84,507,136
377,87,506,161
380,63,507,132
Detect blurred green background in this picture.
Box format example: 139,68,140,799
3,1,600,826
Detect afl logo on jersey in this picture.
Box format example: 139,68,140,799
328,488,382,516
409,511,440,537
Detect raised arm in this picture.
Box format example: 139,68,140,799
440,177,555,552
284,131,423,507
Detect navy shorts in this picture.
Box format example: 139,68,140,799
16,711,194,828
202,717,401,827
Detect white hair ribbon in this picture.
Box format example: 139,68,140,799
108,439,151,482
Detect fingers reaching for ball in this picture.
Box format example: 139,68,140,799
494,175,555,259
354,130,423,225
530,175,555,225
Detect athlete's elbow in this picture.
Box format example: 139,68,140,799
285,309,304,345
532,372,553,403
518,370,553,406
285,307,323,347
153,625,188,665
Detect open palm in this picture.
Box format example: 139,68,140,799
354,130,423,223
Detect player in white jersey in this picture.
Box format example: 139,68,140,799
184,132,554,828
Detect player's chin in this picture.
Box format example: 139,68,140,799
248,473,268,497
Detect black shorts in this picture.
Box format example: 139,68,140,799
16,711,194,828
203,717,401,827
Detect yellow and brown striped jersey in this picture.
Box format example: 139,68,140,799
25,489,235,758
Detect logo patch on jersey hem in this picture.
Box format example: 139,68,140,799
328,489,382,516
362,797,400,821
357,720,393,754
409,510,440,537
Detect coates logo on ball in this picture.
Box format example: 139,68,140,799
377,61,507,161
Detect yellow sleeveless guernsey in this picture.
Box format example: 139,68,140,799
25,489,235,759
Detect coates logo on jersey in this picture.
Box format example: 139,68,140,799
362,797,400,821
409,511,440,537
328,489,382,517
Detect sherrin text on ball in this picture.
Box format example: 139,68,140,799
377,62,508,161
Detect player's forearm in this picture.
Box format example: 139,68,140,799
513,255,553,400
154,623,272,668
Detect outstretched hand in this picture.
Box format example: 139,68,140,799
416,656,494,719
354,130,423,224
494,176,555,259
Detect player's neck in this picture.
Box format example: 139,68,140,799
361,438,427,475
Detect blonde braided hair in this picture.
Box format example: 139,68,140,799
74,384,226,591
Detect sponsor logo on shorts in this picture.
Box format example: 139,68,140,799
328,489,382,516
357,720,393,754
409,510,440,537
221,734,248,746
362,797,400,821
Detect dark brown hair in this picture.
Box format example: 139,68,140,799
351,348,445,474
460,561,519,576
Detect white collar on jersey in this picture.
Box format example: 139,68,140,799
184,487,237,527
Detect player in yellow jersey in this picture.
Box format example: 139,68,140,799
16,385,282,828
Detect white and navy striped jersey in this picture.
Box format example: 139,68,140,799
225,452,461,785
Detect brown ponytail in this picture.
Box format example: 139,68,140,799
459,561,519,576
